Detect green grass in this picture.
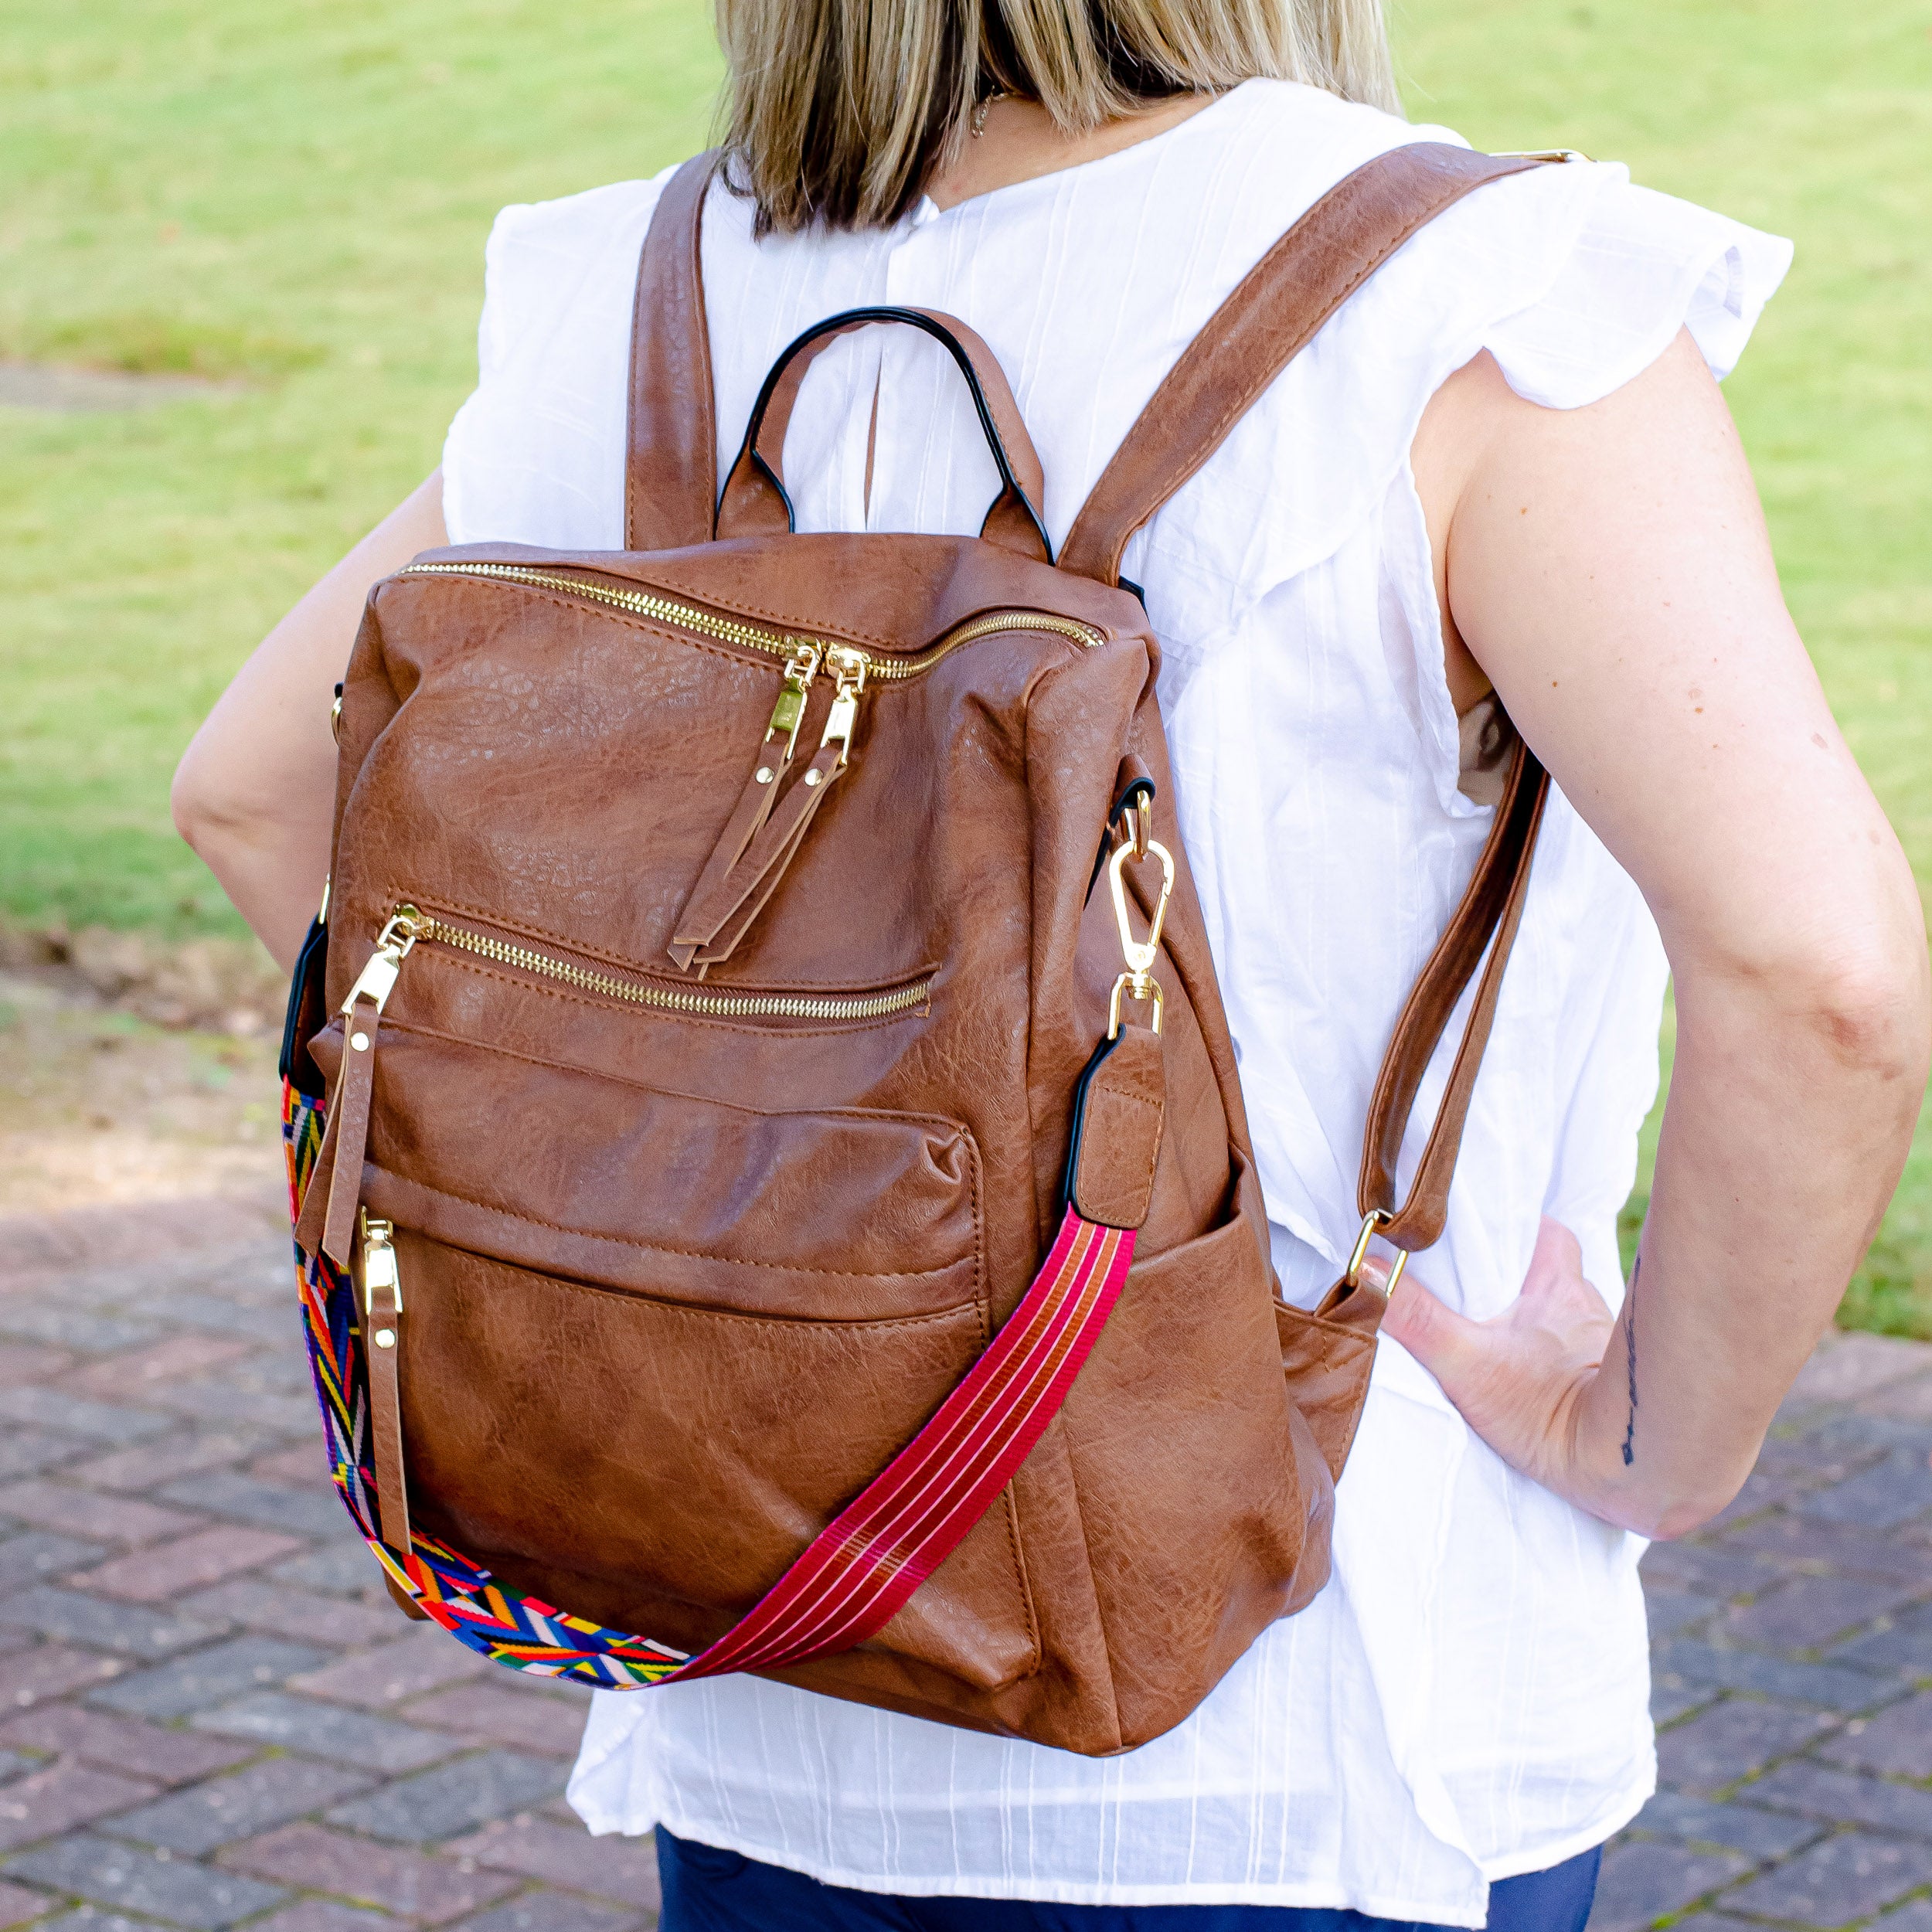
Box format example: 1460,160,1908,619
0,0,724,934
2,0,1927,1325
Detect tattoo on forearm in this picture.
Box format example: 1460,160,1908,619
1621,1255,1641,1468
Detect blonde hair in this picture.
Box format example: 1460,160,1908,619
714,0,1400,233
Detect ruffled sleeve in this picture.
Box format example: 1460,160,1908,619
1135,148,1791,618
1378,162,1791,815
1481,173,1793,407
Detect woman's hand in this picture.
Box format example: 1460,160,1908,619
1370,1223,1623,1519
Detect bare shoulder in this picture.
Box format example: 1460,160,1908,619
1403,320,1904,1000
1413,332,1757,713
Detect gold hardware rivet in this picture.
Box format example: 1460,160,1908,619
374,1328,396,1348
803,769,822,787
350,1032,370,1052
755,767,774,784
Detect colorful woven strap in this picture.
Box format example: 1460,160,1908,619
284,1081,1134,1687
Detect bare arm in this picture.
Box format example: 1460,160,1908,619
1387,334,1930,1539
172,472,447,970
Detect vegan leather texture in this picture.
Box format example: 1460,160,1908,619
296,142,1552,1755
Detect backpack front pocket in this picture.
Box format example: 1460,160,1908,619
342,1026,1039,1696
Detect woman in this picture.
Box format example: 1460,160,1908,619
174,1,1930,1926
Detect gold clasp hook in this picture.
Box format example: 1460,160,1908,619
1106,835,1174,1036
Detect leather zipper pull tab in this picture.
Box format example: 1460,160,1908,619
669,645,820,972
320,906,422,1267
674,649,866,971
685,654,868,965
670,645,865,972
359,1212,413,1562
688,741,844,968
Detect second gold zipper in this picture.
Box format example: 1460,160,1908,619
346,903,932,1024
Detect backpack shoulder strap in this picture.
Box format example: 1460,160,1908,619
1058,142,1567,1266
1058,143,1546,586
1363,740,1549,1257
625,151,723,550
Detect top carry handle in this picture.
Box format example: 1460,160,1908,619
717,306,1054,563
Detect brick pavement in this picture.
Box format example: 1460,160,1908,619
1594,1329,1932,1929
0,1192,657,1930
0,1189,1926,1930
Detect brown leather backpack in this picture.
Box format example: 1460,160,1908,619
284,142,1553,1757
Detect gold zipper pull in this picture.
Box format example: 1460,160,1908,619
759,643,820,778
320,906,420,1269
668,650,826,972
361,1210,402,1338
340,903,424,1017
817,646,869,777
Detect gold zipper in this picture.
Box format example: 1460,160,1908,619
387,565,1100,977
397,561,1104,681
379,903,931,1022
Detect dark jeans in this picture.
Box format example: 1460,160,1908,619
657,1830,1602,1932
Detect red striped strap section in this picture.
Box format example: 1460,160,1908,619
672,1209,1134,1679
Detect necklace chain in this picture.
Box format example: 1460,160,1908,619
969,90,1010,138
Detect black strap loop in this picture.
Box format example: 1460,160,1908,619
723,307,1052,563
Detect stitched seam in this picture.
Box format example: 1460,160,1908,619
961,1130,988,1347
1080,1097,1162,1215
607,576,904,652
999,662,1047,1678
376,1169,971,1284
994,1481,1043,1671
1056,1423,1125,1750
437,1238,982,1332
1275,1297,1378,1348
409,580,795,675
355,1011,962,1136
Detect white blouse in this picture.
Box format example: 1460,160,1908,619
442,79,1791,1925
